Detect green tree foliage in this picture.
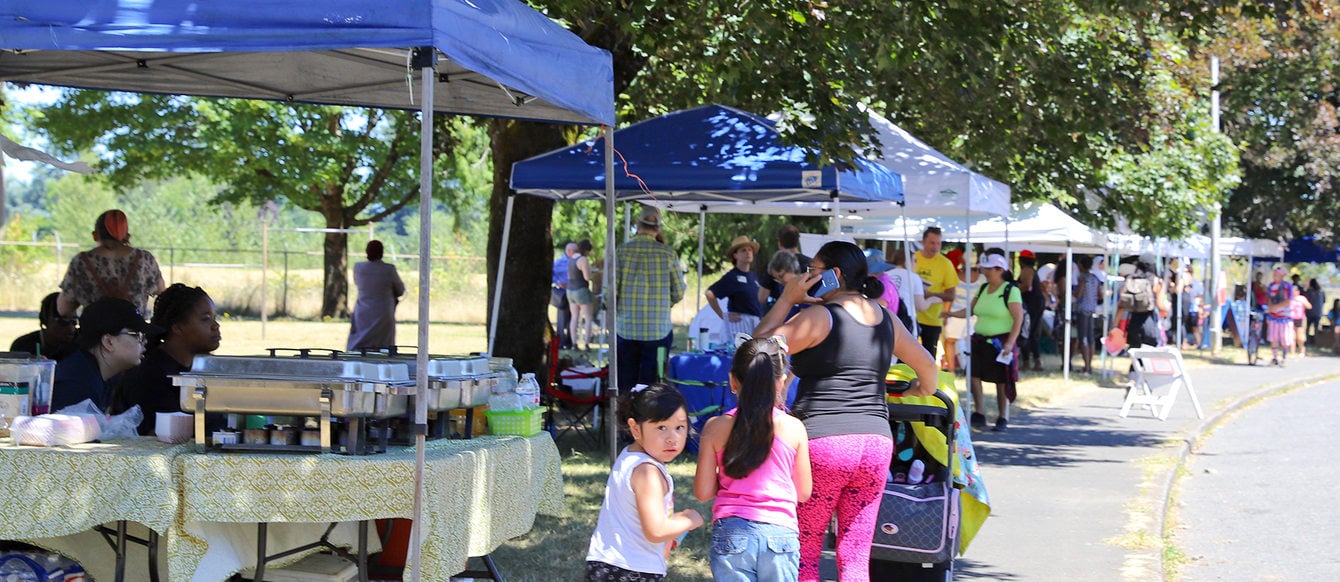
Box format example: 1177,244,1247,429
26,94,477,317
1212,3,1340,242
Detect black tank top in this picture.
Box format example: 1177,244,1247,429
789,301,895,440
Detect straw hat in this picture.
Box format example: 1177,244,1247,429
725,235,760,260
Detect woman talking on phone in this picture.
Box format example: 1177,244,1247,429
753,241,938,582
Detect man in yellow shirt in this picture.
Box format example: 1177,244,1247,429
913,226,960,357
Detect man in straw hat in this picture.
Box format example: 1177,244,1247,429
706,235,764,340
615,205,685,390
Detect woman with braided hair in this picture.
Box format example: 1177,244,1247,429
110,283,221,434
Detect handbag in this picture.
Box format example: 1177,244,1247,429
869,480,960,564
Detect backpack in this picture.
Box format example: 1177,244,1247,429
975,280,1018,307
1119,274,1155,313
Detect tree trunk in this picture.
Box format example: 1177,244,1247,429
486,120,568,378
321,194,350,318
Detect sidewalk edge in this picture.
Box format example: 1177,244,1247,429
1156,370,1340,580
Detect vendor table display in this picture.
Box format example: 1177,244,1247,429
0,438,187,581
1,434,562,581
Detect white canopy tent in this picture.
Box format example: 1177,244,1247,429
852,202,1109,381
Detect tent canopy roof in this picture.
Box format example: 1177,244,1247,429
509,104,903,205
848,202,1105,253
0,0,614,125
866,110,1011,218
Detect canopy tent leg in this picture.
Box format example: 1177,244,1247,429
900,204,917,339
487,195,517,355
604,130,620,464
1063,242,1073,383
410,47,436,582
697,207,706,318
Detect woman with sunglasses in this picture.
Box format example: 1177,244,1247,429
51,297,161,411
754,241,939,582
111,284,221,434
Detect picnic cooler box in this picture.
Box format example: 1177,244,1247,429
869,389,960,581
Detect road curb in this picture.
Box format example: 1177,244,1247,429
1155,370,1340,580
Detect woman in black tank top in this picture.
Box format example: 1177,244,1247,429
752,241,940,579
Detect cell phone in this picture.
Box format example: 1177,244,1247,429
809,269,841,298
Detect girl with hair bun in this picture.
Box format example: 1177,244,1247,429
753,240,939,581
694,337,811,581
586,383,704,581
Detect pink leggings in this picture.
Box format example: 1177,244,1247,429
797,433,893,582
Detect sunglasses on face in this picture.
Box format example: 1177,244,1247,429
115,330,147,342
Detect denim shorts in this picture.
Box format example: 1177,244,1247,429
710,516,800,582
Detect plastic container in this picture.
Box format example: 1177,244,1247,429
516,373,541,408
484,407,544,436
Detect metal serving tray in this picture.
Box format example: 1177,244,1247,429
172,376,414,418
188,355,410,382
333,354,494,411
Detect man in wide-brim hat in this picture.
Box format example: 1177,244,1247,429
707,235,764,343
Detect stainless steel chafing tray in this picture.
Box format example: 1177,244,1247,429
171,355,415,453
334,353,494,411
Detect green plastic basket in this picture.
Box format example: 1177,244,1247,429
484,407,544,436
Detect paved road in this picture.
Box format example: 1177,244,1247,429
955,354,1337,581
1174,378,1340,581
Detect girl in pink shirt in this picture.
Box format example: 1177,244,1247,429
695,337,813,581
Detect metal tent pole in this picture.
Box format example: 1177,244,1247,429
409,47,435,582
697,206,706,317
604,131,620,464
1063,241,1073,383
901,205,917,339
487,195,516,355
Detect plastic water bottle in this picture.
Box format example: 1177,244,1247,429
516,373,541,409
908,459,926,484
698,327,710,353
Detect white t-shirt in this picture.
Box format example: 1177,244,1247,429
888,267,926,300
587,447,675,574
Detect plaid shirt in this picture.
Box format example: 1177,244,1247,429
615,234,684,340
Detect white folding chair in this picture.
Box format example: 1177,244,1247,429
1120,347,1204,420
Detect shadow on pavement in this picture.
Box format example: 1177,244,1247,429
967,412,1166,469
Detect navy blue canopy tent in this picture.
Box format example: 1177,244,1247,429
511,104,902,206
1282,236,1340,264
509,105,902,453
1,2,613,579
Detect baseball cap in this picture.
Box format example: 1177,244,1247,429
1019,249,1035,259
636,205,662,229
864,248,894,274
979,254,1009,271
76,297,163,350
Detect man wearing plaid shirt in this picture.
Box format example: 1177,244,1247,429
615,205,685,390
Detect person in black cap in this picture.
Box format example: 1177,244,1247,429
111,284,221,434
51,297,161,411
9,292,78,361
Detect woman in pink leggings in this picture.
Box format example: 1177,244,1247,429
755,241,940,581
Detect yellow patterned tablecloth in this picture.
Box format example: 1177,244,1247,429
171,434,564,581
0,437,186,538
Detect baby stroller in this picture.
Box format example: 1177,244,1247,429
869,383,959,581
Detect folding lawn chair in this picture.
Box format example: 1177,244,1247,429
1120,347,1204,421
544,336,608,448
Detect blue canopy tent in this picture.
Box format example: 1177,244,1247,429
1,1,613,579
510,104,902,452
511,104,901,205
1281,236,1340,264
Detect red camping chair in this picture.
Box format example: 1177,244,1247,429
544,336,609,449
